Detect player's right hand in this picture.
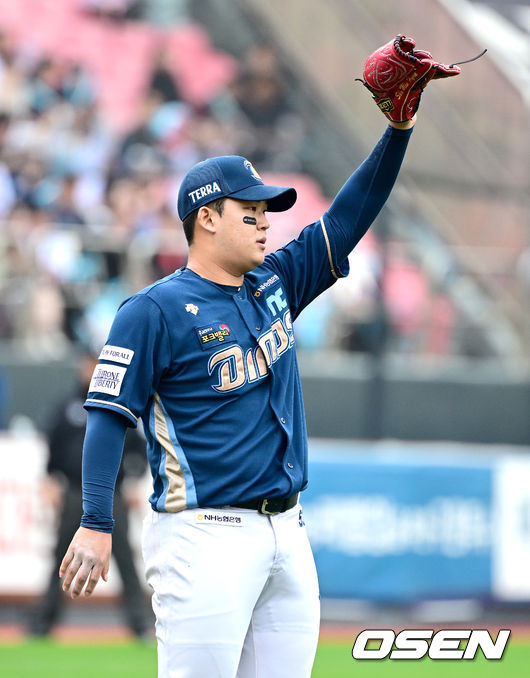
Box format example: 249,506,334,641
59,526,112,599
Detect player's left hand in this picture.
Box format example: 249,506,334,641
59,526,112,598
357,35,461,122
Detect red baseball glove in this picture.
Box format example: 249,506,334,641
358,35,461,122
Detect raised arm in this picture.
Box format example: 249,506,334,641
323,122,414,264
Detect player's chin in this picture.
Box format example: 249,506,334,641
250,250,266,269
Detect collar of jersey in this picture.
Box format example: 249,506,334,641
183,267,243,296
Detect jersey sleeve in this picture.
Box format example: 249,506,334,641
265,125,412,320
84,293,172,426
80,408,128,533
323,125,412,264
264,220,350,321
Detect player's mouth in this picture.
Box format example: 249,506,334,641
257,237,267,249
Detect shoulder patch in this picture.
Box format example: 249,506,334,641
99,344,134,365
89,364,128,396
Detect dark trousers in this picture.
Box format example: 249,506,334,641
30,485,152,636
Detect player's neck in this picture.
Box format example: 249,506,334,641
185,257,245,287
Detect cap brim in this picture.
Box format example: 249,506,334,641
229,185,297,212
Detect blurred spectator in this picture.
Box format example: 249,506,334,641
10,156,48,209
81,0,143,23
49,105,114,213
422,285,455,357
0,32,29,116
18,277,71,360
219,42,307,171
326,241,385,353
47,174,87,227
103,174,169,242
111,92,170,179
27,58,64,115
0,113,17,216
62,62,96,109
141,0,189,25
28,351,153,639
73,277,130,350
233,61,288,129
148,46,182,104
382,244,430,353
167,106,236,176
147,205,188,280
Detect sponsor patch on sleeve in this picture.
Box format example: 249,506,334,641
89,364,128,396
99,345,134,365
196,323,235,350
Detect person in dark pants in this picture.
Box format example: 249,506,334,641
28,352,153,638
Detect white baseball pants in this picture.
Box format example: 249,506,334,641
142,503,320,678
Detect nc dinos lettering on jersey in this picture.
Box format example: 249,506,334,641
208,311,294,392
188,182,222,204
266,287,288,316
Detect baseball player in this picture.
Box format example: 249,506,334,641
60,37,462,677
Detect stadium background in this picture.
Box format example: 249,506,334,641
0,0,528,674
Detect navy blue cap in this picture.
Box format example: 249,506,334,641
177,155,297,221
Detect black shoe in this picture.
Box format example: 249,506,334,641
131,625,154,642
27,619,52,637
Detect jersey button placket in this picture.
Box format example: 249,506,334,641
234,289,262,339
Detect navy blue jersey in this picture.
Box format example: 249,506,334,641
86,220,347,511
84,125,413,518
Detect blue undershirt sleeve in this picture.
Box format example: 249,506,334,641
80,408,128,533
324,125,413,265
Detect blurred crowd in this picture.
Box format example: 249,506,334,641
0,15,322,359
0,10,458,362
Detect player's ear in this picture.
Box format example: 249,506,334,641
195,205,217,235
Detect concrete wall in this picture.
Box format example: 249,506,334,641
301,367,529,445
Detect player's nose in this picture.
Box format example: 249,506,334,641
259,214,270,230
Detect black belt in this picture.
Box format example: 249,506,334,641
230,493,299,515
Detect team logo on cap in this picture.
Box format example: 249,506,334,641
244,160,261,181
